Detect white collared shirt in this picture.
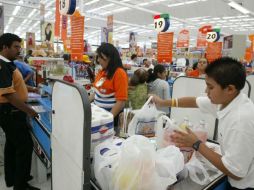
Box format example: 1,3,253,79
196,93,254,189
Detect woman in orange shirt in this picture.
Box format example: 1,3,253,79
90,43,128,132
188,58,208,78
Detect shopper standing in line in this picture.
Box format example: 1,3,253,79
127,68,148,109
90,43,128,134
0,33,40,190
152,57,254,190
14,55,35,87
147,64,170,114
187,57,208,78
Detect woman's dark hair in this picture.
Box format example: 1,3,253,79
0,33,21,51
130,68,148,86
131,54,137,60
205,57,246,90
96,43,123,79
147,64,166,83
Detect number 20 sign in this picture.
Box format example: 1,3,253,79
154,14,170,32
206,28,220,42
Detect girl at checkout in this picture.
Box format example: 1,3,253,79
90,43,128,133
187,58,208,78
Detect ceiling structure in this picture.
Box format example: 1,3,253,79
1,0,254,48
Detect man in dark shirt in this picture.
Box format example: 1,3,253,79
0,33,40,190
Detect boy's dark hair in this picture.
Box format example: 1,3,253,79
143,58,147,63
147,64,166,83
131,54,137,60
130,68,148,86
205,57,246,91
0,33,22,51
96,43,123,79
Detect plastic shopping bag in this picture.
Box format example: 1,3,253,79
93,138,124,190
128,96,162,137
112,135,184,190
185,152,210,185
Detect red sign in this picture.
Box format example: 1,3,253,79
197,25,212,48
54,0,60,37
206,42,222,63
61,15,67,41
70,11,84,61
157,32,174,63
177,29,189,48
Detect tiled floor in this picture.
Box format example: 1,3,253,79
0,166,51,190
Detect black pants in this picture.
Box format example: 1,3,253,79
226,179,254,190
0,107,33,190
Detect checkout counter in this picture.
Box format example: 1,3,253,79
29,78,229,190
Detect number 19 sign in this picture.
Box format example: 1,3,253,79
154,14,170,32
60,0,76,15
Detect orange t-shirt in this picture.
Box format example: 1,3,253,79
187,69,200,77
93,68,128,110
0,59,28,103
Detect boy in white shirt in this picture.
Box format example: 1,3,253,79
152,57,254,190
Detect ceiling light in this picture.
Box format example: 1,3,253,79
8,17,14,25
85,0,100,6
185,1,198,4
12,6,21,16
28,9,37,18
87,3,114,13
228,1,250,14
168,3,184,7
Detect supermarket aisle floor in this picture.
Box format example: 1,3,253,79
0,166,51,190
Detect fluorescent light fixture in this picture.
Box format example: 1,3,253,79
139,2,149,6
168,2,184,7
8,17,14,25
28,9,37,18
185,1,198,4
113,7,130,13
12,6,21,16
87,3,114,13
85,0,100,6
21,19,28,25
228,1,250,14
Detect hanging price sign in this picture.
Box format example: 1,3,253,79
154,14,170,32
60,0,76,15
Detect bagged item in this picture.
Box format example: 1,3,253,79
128,97,161,137
93,138,124,190
185,152,210,185
118,108,135,137
112,135,184,190
156,115,193,163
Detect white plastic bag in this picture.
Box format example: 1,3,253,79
112,135,184,190
128,97,161,137
93,138,124,190
185,152,210,185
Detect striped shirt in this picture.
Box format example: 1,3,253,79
93,68,128,111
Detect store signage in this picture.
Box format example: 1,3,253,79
177,29,190,48
197,25,212,48
206,28,220,42
154,14,170,32
60,0,76,15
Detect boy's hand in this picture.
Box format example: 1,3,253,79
170,127,199,148
149,94,164,107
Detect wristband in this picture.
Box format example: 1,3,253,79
192,140,202,151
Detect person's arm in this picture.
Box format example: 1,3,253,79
111,100,126,117
171,128,242,180
151,95,198,108
23,72,33,83
26,85,38,93
3,93,38,117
